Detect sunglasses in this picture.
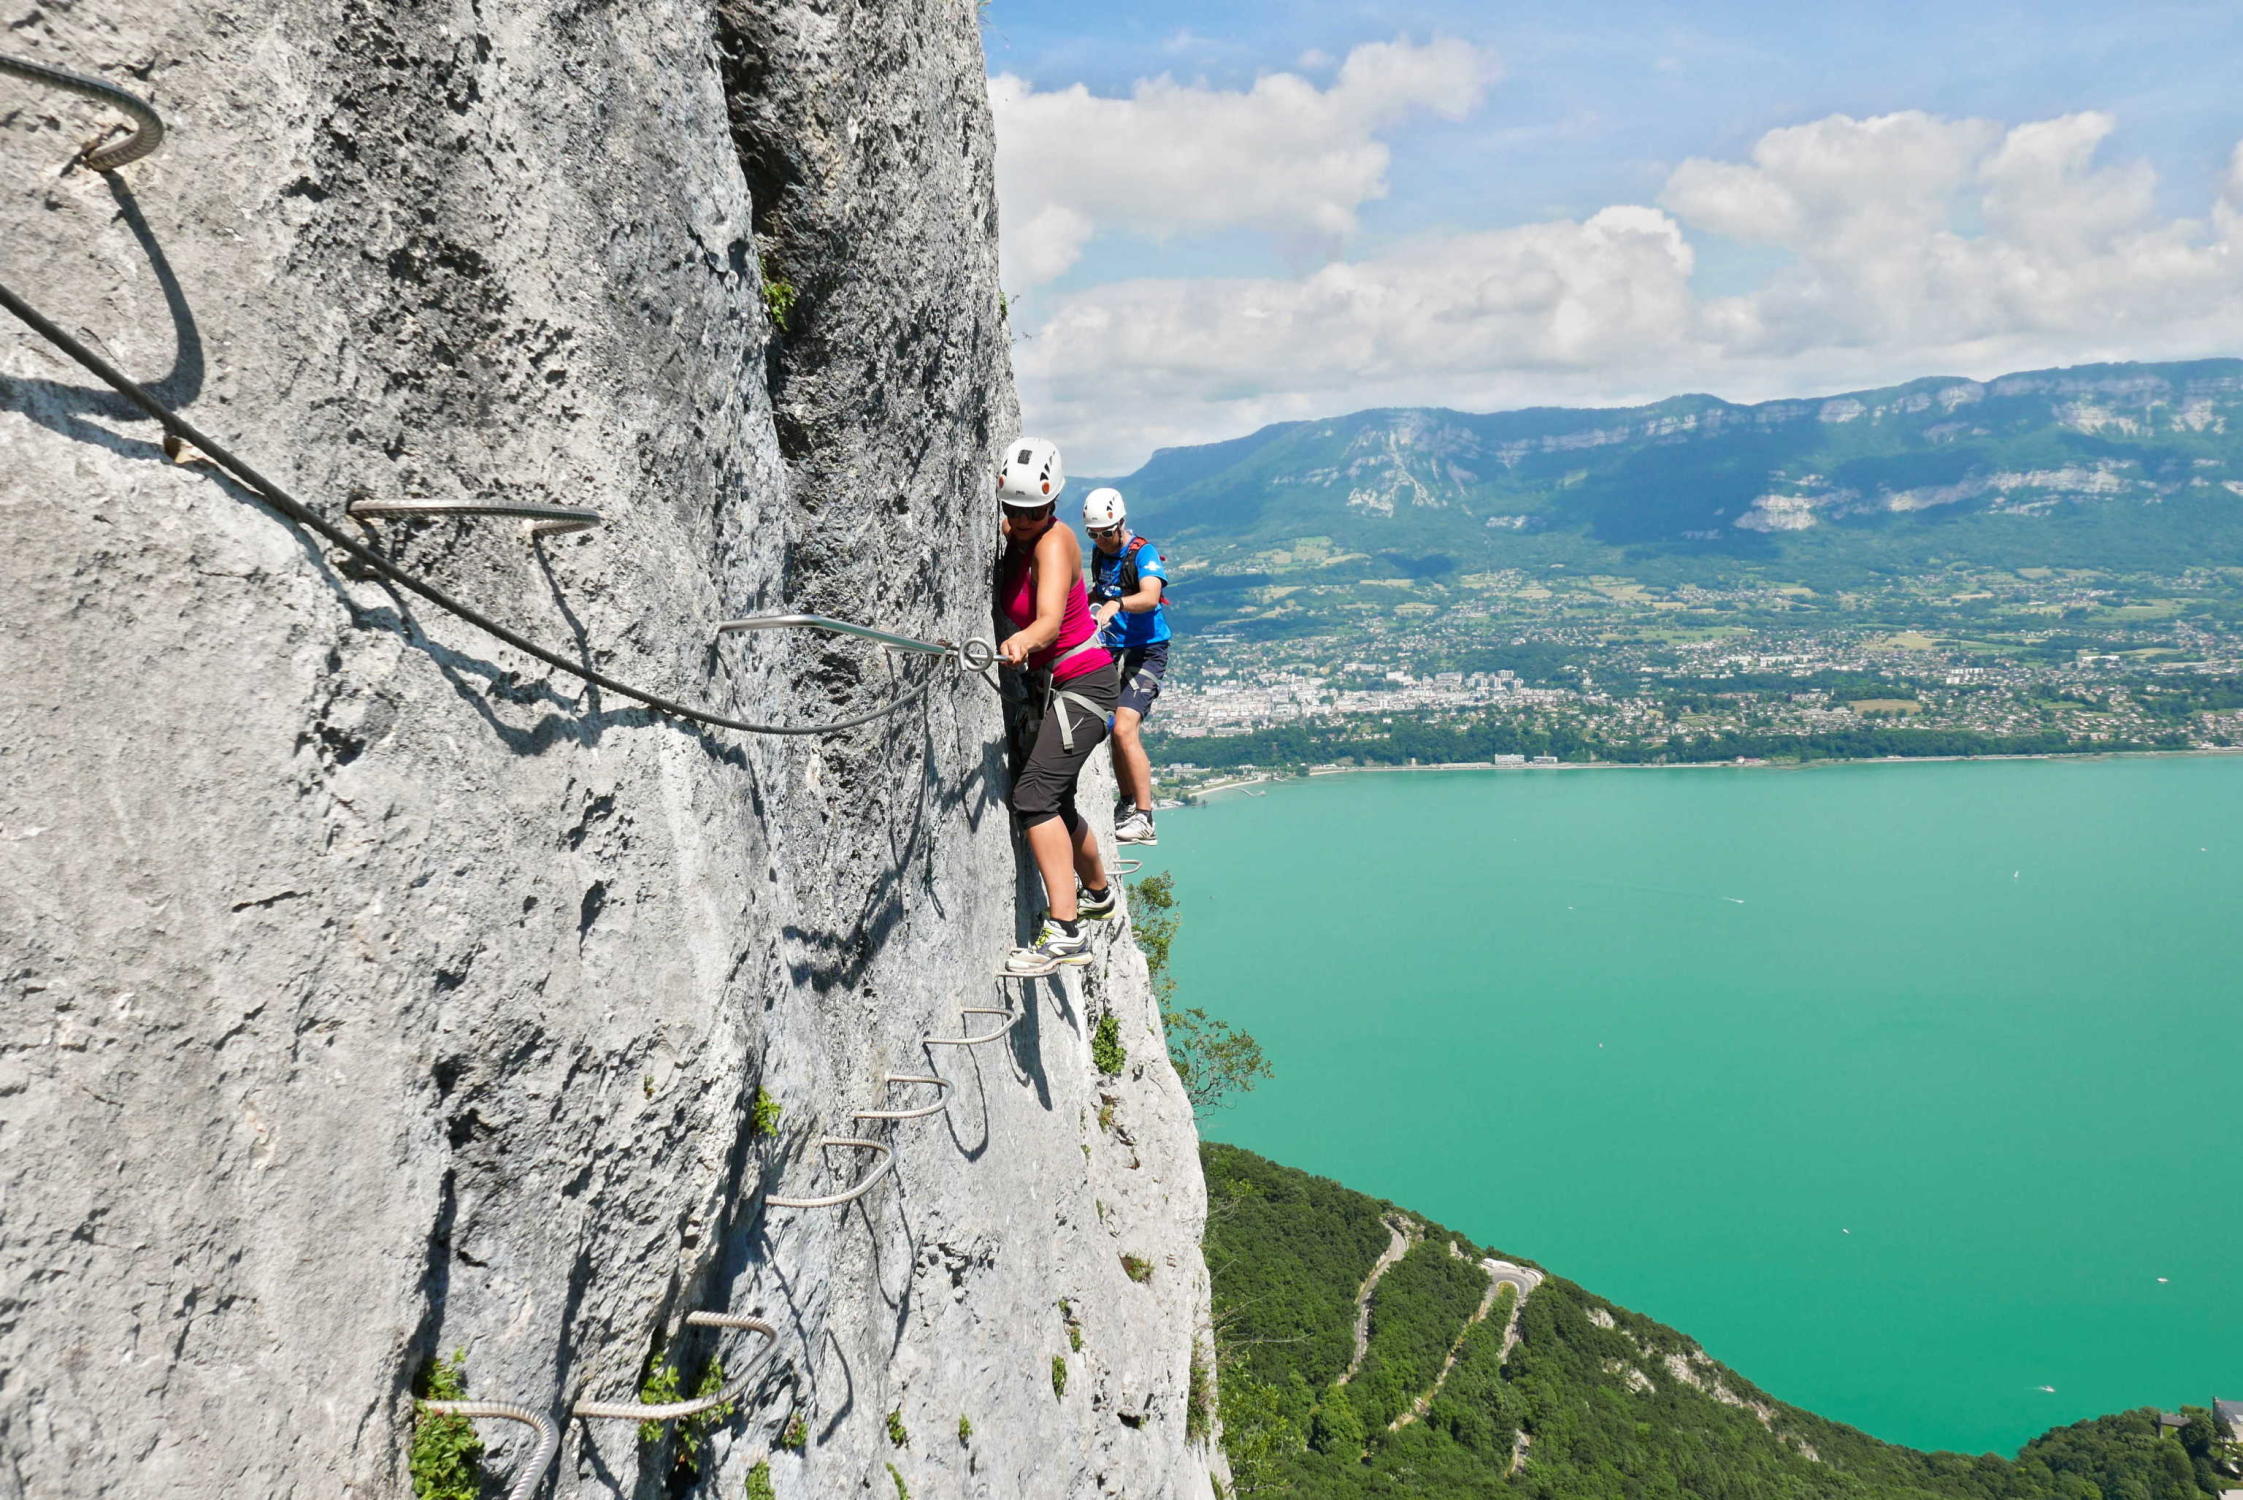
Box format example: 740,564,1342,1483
1088,525,1123,538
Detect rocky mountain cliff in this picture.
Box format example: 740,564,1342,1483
0,5,1215,1498
1100,359,2243,575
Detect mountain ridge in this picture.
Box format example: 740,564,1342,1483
1087,357,2243,578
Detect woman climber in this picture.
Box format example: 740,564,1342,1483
994,437,1120,975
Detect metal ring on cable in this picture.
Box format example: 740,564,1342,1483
955,637,997,673
851,1074,951,1122
348,497,603,538
765,1137,894,1210
0,53,165,171
923,1005,1020,1048
415,1400,561,1500
572,1313,778,1422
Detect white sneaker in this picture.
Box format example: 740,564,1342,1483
1003,917,1093,976
1114,811,1158,846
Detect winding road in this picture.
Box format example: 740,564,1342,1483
1389,1255,1545,1431
1337,1214,1419,1386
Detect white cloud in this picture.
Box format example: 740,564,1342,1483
1666,111,2243,357
1014,108,2243,471
1019,206,1698,468
988,38,1500,290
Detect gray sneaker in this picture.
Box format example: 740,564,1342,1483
1003,917,1093,976
1114,810,1158,845
1078,883,1118,921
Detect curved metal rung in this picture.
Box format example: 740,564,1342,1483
347,497,603,537
923,1005,1019,1048
852,1073,951,1122
995,960,1087,979
766,1137,894,1210
573,1312,779,1422
0,53,165,171
1108,859,1143,875
717,613,997,673
417,1400,561,1500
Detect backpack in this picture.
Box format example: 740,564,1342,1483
1104,535,1161,601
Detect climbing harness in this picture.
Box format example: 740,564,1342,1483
1038,636,1111,752
0,53,164,171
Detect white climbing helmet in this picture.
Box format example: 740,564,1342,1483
1082,488,1126,530
997,437,1065,508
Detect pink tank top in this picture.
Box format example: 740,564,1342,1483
1001,544,1110,682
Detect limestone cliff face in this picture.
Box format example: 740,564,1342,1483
0,5,1215,1497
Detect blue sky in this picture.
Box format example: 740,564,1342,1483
984,1,2243,469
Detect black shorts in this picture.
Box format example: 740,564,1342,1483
1011,662,1119,830
1114,640,1169,719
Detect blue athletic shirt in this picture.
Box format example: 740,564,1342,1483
1088,535,1171,649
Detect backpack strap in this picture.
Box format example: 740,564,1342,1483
1118,535,1153,599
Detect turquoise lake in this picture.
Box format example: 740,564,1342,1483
1132,755,2243,1456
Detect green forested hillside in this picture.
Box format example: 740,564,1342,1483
1204,1144,2221,1499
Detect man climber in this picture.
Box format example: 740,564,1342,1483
1081,487,1170,846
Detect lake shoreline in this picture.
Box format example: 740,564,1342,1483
1172,744,2243,802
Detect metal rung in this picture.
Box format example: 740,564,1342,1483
852,1073,951,1122
1108,859,1142,875
416,1400,561,1500
766,1137,894,1209
347,497,602,537
573,1313,778,1422
923,1005,1019,1048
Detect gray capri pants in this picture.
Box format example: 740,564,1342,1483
1012,663,1120,831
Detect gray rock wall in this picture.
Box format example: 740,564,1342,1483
0,4,1216,1497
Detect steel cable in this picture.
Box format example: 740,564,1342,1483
0,276,968,736
0,53,164,170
